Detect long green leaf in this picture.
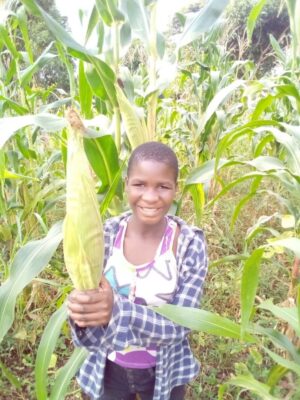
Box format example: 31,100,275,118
177,0,230,49
84,134,120,195
0,360,21,389
123,0,150,45
35,303,68,400
247,0,268,43
214,120,281,171
22,0,117,107
85,5,99,44
198,80,245,135
0,23,20,58
79,60,93,119
0,114,66,149
241,248,264,336
49,347,88,400
185,158,228,185
264,126,300,174
258,300,300,337
17,5,34,63
0,95,28,115
0,221,63,343
227,374,280,400
263,347,300,377
269,237,300,258
254,325,300,363
100,159,126,215
95,0,124,26
154,304,255,341
269,34,286,63
20,42,57,86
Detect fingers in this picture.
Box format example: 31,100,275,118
99,274,111,289
69,311,110,326
67,284,114,327
68,288,101,305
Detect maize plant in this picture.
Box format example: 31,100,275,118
63,109,104,290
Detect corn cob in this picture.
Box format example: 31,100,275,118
63,109,104,290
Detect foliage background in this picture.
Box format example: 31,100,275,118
0,0,300,399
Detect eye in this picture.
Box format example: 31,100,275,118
132,183,144,187
160,185,170,190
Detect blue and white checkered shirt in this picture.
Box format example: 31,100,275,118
70,212,208,400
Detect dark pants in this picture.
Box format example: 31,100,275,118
102,359,185,400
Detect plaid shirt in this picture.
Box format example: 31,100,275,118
70,212,208,400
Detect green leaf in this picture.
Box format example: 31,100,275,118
49,348,88,400
269,237,300,258
263,347,300,377
0,95,28,115
185,158,228,185
247,0,268,43
214,120,281,171
254,325,300,364
84,134,121,195
0,24,20,59
85,65,107,100
0,360,21,389
208,171,268,206
266,365,288,389
258,300,300,337
209,254,249,268
85,5,99,44
0,221,63,344
0,114,67,149
241,248,264,336
123,0,150,45
22,0,117,107
154,304,255,341
266,126,300,174
198,80,245,135
100,159,126,215
177,0,230,49
269,34,286,63
251,95,276,121
247,156,286,172
35,304,68,400
231,192,256,229
79,61,93,119
20,42,57,87
95,0,124,26
188,184,205,225
4,170,38,180
17,5,34,63
227,374,280,400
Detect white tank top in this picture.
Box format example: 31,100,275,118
104,216,178,368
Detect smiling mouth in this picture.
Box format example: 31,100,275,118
138,207,160,216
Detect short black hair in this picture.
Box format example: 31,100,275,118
127,141,179,181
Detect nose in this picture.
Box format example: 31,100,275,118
142,187,159,202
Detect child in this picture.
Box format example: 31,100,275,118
67,141,208,400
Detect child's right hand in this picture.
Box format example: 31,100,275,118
67,275,113,327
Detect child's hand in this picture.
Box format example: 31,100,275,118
67,275,113,327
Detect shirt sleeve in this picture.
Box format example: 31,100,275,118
100,229,208,352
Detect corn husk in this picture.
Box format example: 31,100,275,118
63,109,103,290
115,84,149,148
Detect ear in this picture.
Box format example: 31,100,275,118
125,176,129,192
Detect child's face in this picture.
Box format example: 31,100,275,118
126,160,177,226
